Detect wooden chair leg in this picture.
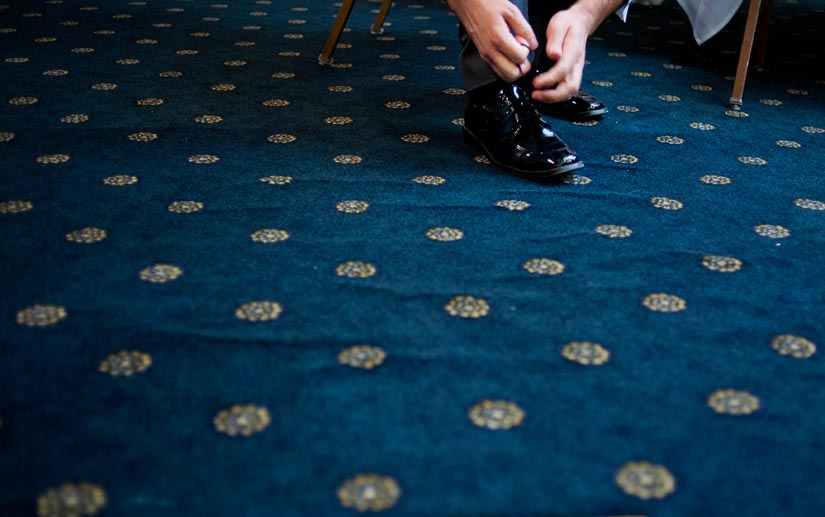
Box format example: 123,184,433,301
753,0,773,68
370,0,393,34
730,0,764,109
319,0,357,65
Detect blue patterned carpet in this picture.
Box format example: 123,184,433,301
2,0,825,515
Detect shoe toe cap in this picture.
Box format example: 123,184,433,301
519,148,580,173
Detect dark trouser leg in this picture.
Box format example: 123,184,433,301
528,0,575,72
458,0,528,91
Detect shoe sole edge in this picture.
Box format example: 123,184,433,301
462,127,584,179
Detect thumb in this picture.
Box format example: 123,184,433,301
545,22,567,61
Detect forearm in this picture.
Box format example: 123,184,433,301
568,0,629,34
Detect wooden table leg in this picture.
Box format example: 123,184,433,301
319,0,357,65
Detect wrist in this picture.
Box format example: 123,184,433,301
567,3,600,34
569,0,627,34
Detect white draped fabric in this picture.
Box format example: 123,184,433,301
676,0,745,44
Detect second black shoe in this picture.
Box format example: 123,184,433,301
462,82,583,179
520,68,607,121
534,89,607,121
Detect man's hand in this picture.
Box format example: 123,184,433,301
448,0,538,83
531,6,595,104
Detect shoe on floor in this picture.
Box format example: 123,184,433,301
520,68,607,121
534,89,608,121
462,82,583,179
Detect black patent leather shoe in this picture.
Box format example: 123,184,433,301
520,69,607,121
534,89,607,121
462,83,583,179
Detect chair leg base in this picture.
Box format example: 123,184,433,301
318,0,392,65
729,97,743,110
729,0,763,109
